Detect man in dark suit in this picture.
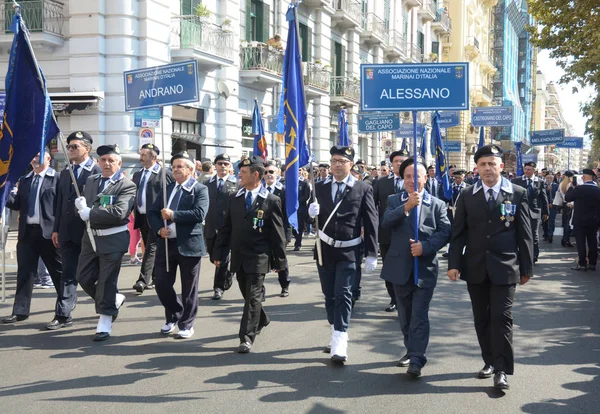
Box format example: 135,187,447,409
425,165,442,199
380,158,451,377
149,151,209,339
565,168,600,271
542,172,559,243
214,156,287,353
49,131,101,329
292,171,311,251
308,145,378,364
316,163,330,183
442,170,467,258
204,153,238,300
132,143,173,294
448,144,534,390
74,144,136,341
2,151,62,325
512,162,548,263
380,161,390,177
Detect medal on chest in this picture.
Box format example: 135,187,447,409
100,194,114,208
254,210,264,232
500,201,516,227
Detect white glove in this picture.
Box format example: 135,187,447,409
365,256,378,272
78,207,91,221
308,202,320,218
75,196,87,211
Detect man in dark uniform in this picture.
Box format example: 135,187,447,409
565,168,600,271
149,151,209,339
380,161,390,177
74,144,136,341
213,156,287,353
49,131,101,329
2,151,62,325
308,145,378,364
448,144,533,390
442,170,466,258
292,169,311,251
132,143,173,294
542,172,558,243
204,153,238,300
512,161,548,263
425,165,442,199
316,163,330,183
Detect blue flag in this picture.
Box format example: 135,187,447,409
0,13,59,213
478,126,485,149
400,137,408,152
432,112,452,201
279,5,309,231
515,142,524,176
252,99,268,162
338,108,349,146
419,126,428,159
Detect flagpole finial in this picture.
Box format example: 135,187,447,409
12,1,20,12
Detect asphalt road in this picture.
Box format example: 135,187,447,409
0,236,598,413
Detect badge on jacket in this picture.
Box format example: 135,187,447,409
500,201,516,227
254,210,265,232
100,194,114,208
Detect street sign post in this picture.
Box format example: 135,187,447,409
445,141,462,152
395,123,425,138
357,112,400,133
471,106,514,127
438,111,460,128
555,137,584,149
530,129,565,145
134,109,162,127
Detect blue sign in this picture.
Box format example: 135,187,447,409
471,106,514,127
445,141,462,152
530,129,565,145
438,111,460,128
556,136,584,149
134,108,161,127
0,92,5,127
268,116,278,134
357,112,400,133
395,123,424,138
522,154,538,164
123,60,199,111
360,63,469,112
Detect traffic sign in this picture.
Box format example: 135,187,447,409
134,109,161,127
530,129,565,145
138,127,155,147
471,106,514,127
357,112,400,133
124,61,199,111
395,123,425,138
445,141,462,152
360,63,470,112
438,111,460,128
556,136,584,149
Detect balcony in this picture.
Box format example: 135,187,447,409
404,0,423,8
480,54,496,73
330,76,360,106
384,30,407,60
470,85,493,104
482,0,499,7
0,0,65,49
170,16,235,71
303,63,331,99
239,42,284,88
465,36,480,60
418,0,437,22
431,11,452,35
421,53,439,63
302,0,335,11
330,0,363,31
360,12,386,46
409,43,422,63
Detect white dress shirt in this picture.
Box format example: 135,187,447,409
26,168,49,225
331,174,351,202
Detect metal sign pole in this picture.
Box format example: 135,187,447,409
160,106,169,272
1,208,5,302
412,111,419,285
567,148,570,171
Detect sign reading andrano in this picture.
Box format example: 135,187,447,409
123,60,199,111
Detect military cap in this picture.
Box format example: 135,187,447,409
524,161,537,169
240,155,265,168
380,161,388,166
318,163,330,169
67,131,93,144
170,151,194,165
330,145,355,161
214,153,231,163
427,165,435,170
473,144,503,163
448,164,456,169
351,164,364,175
140,143,159,155
97,144,120,157
452,170,465,176
389,149,410,163
398,157,427,179
356,158,365,165
582,168,596,177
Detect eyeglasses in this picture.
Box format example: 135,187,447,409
216,162,230,167
67,144,82,150
330,158,351,165
264,170,276,175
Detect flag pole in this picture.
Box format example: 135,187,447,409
1,208,5,302
293,3,322,266
412,111,419,285
159,105,169,272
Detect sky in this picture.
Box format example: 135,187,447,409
536,50,594,140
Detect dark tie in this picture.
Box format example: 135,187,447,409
136,170,148,208
334,182,343,203
168,185,182,210
453,186,459,197
98,177,108,194
430,179,436,197
487,188,495,210
217,178,223,192
527,178,533,197
72,164,80,178
245,191,253,212
27,174,40,217
395,178,401,193
267,186,272,193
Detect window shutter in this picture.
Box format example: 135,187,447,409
245,0,252,41
307,27,313,62
262,2,270,42
181,0,192,15
341,44,346,77
330,39,335,73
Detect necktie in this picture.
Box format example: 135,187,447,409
527,178,533,197
245,191,253,212
136,170,148,208
487,188,495,210
334,182,343,203
395,178,401,193
267,186,272,193
217,178,223,192
169,185,182,210
72,164,80,178
98,177,108,194
27,174,40,217
430,179,436,197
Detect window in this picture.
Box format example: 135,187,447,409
172,120,201,136
417,31,425,54
299,23,312,62
181,0,202,15
331,40,345,77
246,0,270,42
384,0,390,30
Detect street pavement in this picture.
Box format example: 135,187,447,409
0,233,599,413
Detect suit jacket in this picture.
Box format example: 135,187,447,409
448,177,534,285
270,181,293,242
7,168,59,241
313,175,378,266
132,163,173,229
53,158,101,243
424,177,443,199
512,175,549,219
373,174,402,245
82,171,136,253
380,190,451,288
545,182,558,208
297,177,311,212
564,182,600,227
214,186,287,274
149,177,209,257
204,174,239,239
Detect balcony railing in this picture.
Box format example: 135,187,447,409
433,11,452,32
467,36,480,50
171,16,235,60
385,30,407,56
421,0,437,18
362,12,386,40
304,63,330,91
331,0,362,25
410,43,422,62
1,0,64,35
240,42,284,75
330,76,360,102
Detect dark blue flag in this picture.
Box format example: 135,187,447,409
252,99,268,162
338,108,349,146
0,12,59,213
432,112,452,201
419,126,428,159
515,142,524,176
400,137,408,152
478,126,485,149
278,4,309,231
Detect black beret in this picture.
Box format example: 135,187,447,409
563,170,574,177
390,149,410,163
351,164,364,174
448,164,456,169
214,153,231,163
330,145,355,161
582,168,596,177
399,157,427,179
524,161,537,168
240,155,265,168
318,163,330,169
140,143,159,155
356,159,365,165
67,131,93,144
452,170,465,176
170,151,194,165
473,144,503,163
427,165,435,170
97,144,120,157
380,161,388,166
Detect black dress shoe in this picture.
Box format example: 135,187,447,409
493,371,509,390
588,265,596,271
548,237,553,243
293,246,301,251
2,315,28,324
331,354,347,364
212,290,223,300
442,252,449,258
407,363,422,378
257,319,270,334
565,241,574,247
571,265,587,271
324,345,331,354
45,317,73,330
280,288,289,297
396,354,410,367
261,286,266,302
478,364,494,379
93,332,110,341
133,281,146,294
385,303,397,312
237,342,252,353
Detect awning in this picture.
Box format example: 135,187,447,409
49,91,104,113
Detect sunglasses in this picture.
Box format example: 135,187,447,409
67,144,82,150
216,162,230,166
264,170,276,175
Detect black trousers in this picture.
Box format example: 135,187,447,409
293,209,308,248
467,278,516,375
154,239,201,330
55,241,81,318
380,243,396,305
13,225,62,316
561,209,572,243
531,218,540,260
206,235,232,291
574,225,598,266
277,267,290,289
237,268,269,344
136,214,157,286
